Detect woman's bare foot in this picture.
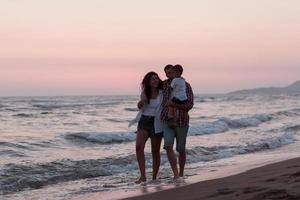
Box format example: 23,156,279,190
135,177,146,184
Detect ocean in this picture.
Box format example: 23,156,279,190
1,94,300,199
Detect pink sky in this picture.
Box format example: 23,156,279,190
1,0,300,96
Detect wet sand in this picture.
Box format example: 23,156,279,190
123,157,300,200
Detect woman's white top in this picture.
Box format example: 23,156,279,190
171,77,187,101
142,97,161,116
128,90,163,133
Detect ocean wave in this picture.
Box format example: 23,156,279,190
222,114,272,128
64,132,136,144
32,102,121,110
32,104,61,110
194,97,207,102
189,114,273,136
187,132,296,162
105,118,127,123
0,150,25,157
0,142,31,150
283,124,300,132
124,108,139,112
65,114,273,144
1,131,296,195
189,120,229,135
273,108,300,117
40,111,52,115
12,113,34,118
223,95,249,102
0,140,57,152
0,155,138,195
25,140,58,149
4,108,18,112
195,96,219,103
29,99,52,103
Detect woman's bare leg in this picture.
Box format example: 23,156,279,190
135,130,149,183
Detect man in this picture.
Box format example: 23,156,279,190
161,64,194,180
163,64,173,80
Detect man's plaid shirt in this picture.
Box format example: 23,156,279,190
161,79,194,127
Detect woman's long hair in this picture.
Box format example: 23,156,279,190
141,72,163,104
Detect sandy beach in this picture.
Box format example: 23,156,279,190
122,157,300,200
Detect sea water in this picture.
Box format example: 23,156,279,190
1,94,300,199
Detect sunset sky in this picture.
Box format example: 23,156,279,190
1,0,300,96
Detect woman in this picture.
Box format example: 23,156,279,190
129,72,164,184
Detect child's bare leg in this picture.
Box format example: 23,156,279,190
167,107,177,128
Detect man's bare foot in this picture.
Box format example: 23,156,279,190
173,176,184,183
148,179,160,184
173,176,180,181
135,177,146,184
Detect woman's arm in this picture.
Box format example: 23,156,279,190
137,91,147,109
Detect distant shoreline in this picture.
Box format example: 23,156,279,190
229,80,300,95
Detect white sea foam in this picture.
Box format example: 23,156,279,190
189,114,272,136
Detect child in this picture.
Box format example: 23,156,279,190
167,65,187,128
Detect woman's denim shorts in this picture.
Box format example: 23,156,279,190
137,115,163,137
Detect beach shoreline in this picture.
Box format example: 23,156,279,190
86,157,298,200
122,157,300,200
72,141,300,200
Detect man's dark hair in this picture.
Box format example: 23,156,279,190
172,64,183,75
164,64,173,72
